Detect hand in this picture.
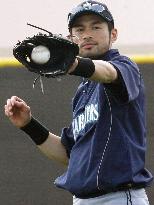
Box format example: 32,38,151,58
4,96,32,128
68,58,78,74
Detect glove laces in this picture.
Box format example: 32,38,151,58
27,23,53,35
33,75,44,94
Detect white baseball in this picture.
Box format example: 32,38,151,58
31,45,50,64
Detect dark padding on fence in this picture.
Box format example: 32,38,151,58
0,65,153,205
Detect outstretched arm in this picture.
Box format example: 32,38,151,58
69,58,118,83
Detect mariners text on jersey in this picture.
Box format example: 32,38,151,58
72,103,99,141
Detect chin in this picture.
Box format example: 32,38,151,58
79,52,103,59
80,51,95,58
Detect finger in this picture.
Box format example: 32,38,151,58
13,101,25,108
10,96,27,108
12,96,24,102
5,98,21,113
10,96,25,106
4,105,13,117
6,99,13,111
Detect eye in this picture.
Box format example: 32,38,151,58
75,27,84,33
93,26,101,30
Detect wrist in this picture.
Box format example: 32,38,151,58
69,57,95,78
18,116,32,129
20,117,49,145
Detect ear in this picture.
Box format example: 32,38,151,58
111,28,118,43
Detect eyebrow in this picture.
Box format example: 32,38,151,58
73,20,105,28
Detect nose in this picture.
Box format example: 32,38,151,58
81,29,93,40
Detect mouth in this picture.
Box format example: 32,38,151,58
81,42,97,49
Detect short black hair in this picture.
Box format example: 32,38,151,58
107,21,114,34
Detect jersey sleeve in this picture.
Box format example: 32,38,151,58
61,124,75,158
104,56,141,103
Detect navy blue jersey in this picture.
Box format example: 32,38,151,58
54,49,153,197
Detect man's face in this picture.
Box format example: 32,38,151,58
71,14,117,58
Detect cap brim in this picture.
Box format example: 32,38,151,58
68,10,108,29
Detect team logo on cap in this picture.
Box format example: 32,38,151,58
82,1,92,9
82,1,105,12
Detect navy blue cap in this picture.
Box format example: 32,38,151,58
68,1,114,29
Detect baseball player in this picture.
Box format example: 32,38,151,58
4,1,153,204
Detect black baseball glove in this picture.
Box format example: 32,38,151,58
13,32,79,78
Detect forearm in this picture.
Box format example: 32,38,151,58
21,117,69,166
69,58,118,83
4,97,69,166
90,60,118,83
37,133,69,166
